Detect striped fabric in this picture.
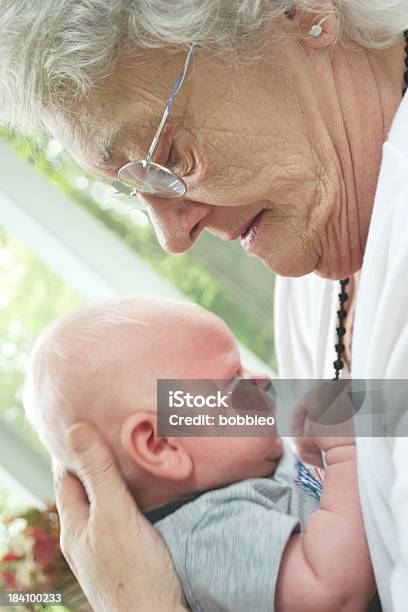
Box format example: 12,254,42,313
294,456,325,502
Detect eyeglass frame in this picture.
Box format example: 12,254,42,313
116,43,197,200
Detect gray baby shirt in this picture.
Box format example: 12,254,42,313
154,447,319,612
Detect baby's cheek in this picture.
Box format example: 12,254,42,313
235,437,283,475
187,436,281,487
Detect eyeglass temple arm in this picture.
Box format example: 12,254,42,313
145,44,197,162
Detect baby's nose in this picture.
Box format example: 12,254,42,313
142,197,212,253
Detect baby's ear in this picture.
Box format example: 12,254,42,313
120,412,193,481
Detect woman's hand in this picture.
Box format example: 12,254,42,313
53,422,187,612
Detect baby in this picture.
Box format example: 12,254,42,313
24,296,374,612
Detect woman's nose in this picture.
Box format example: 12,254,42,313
142,197,212,253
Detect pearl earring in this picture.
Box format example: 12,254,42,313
309,17,327,37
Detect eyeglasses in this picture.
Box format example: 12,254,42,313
115,44,197,205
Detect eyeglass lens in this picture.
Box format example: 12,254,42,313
118,160,187,198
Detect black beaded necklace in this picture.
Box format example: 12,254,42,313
333,29,408,380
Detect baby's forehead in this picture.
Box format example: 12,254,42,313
31,295,238,401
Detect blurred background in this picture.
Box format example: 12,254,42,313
0,126,276,607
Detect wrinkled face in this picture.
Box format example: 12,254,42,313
48,30,342,278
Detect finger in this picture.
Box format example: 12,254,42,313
52,455,89,511
291,401,308,436
306,380,351,424
293,436,324,466
54,469,89,532
66,422,135,508
297,447,324,468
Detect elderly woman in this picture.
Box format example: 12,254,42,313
1,0,408,610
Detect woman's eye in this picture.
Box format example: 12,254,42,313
166,145,179,168
164,147,186,176
167,146,196,178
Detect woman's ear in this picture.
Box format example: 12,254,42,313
120,412,193,481
285,5,338,49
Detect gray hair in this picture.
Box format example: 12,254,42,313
1,0,407,133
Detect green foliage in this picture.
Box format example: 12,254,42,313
0,229,82,449
0,480,27,517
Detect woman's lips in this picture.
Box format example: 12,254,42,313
240,210,267,250
224,209,267,242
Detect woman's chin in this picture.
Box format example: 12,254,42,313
240,213,319,276
251,246,318,278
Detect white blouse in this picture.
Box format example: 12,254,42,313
275,93,408,612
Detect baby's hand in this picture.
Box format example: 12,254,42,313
278,387,374,612
293,437,324,467
291,381,355,459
